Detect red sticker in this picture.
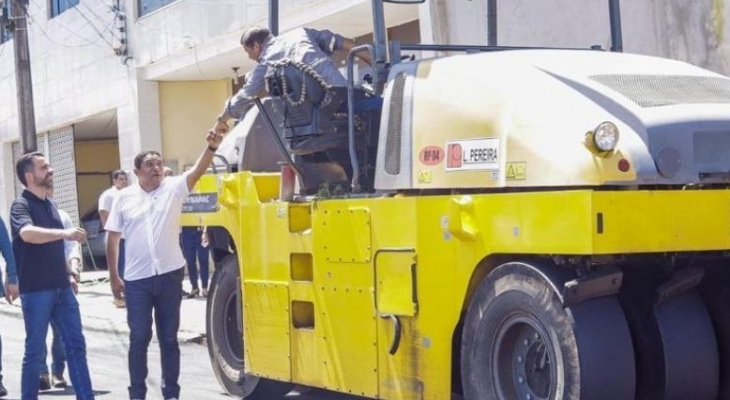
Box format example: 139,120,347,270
419,146,445,166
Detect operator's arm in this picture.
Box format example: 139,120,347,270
186,131,225,191
213,65,268,133
310,28,371,65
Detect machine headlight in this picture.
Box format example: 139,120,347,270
593,122,619,152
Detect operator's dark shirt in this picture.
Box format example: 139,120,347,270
11,190,69,294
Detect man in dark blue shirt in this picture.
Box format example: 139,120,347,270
10,152,95,400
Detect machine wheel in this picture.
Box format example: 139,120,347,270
701,271,730,400
461,262,635,400
206,255,293,399
621,276,719,400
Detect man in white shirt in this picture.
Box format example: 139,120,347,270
98,170,128,308
104,131,222,400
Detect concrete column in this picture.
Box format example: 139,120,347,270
117,67,162,172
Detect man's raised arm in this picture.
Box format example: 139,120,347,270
186,131,225,191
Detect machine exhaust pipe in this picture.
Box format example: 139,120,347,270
609,0,623,52
269,0,278,36
487,0,497,46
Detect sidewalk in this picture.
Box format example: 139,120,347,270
0,270,208,344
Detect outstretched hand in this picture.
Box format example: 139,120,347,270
212,120,229,135
207,130,224,149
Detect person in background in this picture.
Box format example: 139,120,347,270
180,226,209,298
39,188,83,391
167,166,209,300
105,131,223,400
98,170,128,308
0,214,18,398
11,151,94,400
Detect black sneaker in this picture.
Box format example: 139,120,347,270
0,380,7,397
39,373,51,391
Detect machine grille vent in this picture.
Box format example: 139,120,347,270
385,72,407,175
590,74,730,108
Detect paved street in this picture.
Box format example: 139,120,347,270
0,270,363,400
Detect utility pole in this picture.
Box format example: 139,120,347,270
10,0,37,152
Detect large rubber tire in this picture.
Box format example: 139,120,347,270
621,271,719,400
701,270,730,400
206,255,293,399
461,262,635,400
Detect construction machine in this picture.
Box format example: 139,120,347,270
182,0,730,398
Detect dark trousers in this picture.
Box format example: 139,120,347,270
124,268,183,400
180,228,209,290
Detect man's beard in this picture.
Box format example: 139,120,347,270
34,174,53,189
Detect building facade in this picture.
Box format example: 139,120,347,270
0,0,728,230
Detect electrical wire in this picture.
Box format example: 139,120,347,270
72,5,114,47
27,0,105,48
26,12,99,48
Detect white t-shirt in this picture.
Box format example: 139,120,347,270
98,186,117,213
59,208,81,263
104,173,190,281
99,186,125,240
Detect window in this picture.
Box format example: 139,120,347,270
50,0,79,18
138,0,178,17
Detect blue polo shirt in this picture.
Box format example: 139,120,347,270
10,190,69,294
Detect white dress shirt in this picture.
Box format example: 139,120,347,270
104,173,190,281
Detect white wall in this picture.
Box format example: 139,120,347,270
420,0,730,76
0,0,164,213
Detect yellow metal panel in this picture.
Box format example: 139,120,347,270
468,191,594,254
377,318,425,400
376,250,418,317
318,285,378,397
289,281,314,303
289,203,312,233
291,327,320,386
318,207,372,263
591,190,730,253
242,281,291,381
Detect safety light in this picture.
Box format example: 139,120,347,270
593,122,620,152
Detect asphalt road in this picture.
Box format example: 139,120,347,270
0,312,367,400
